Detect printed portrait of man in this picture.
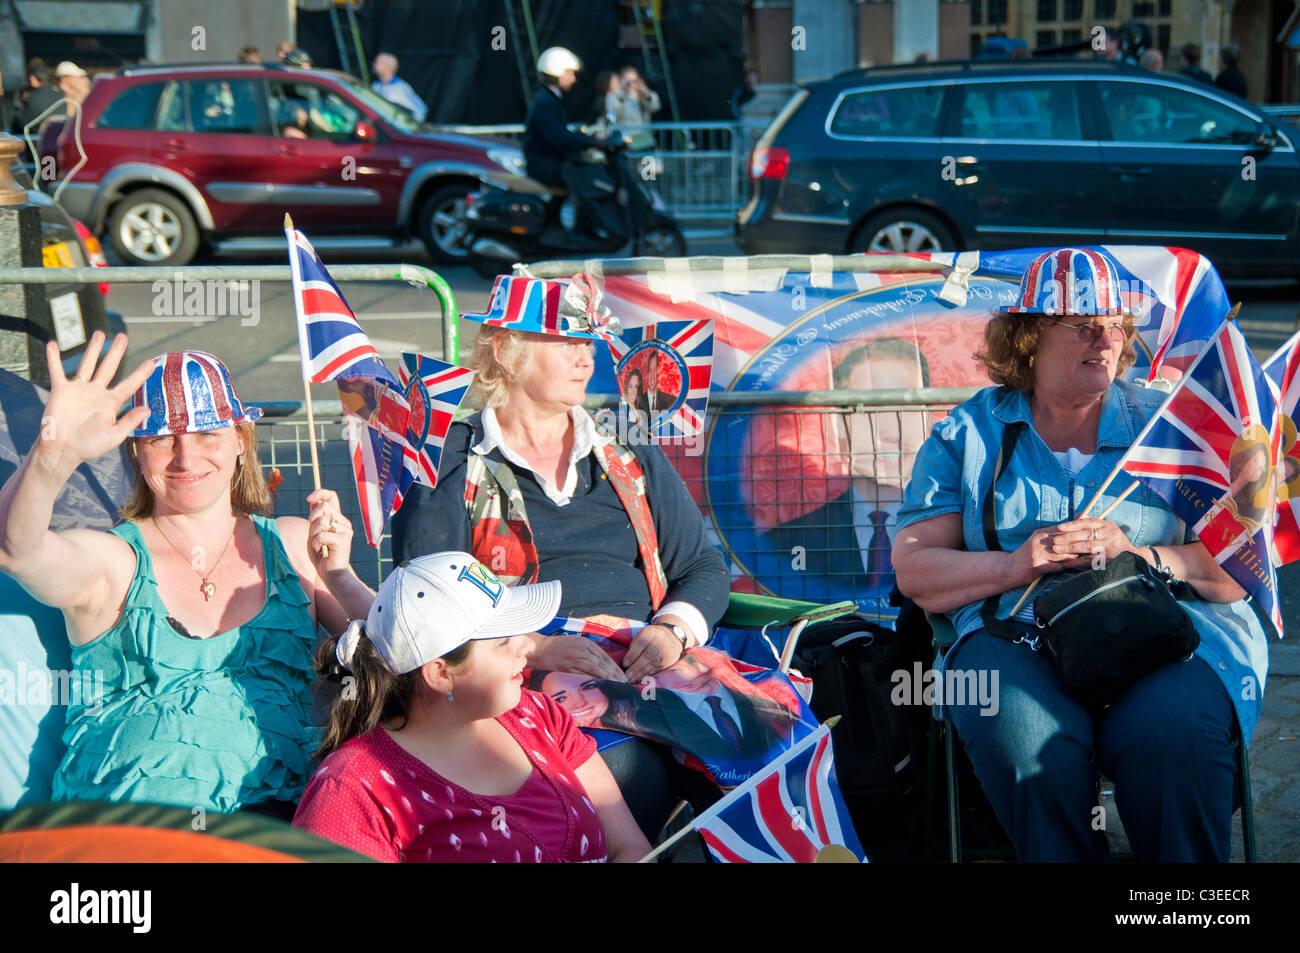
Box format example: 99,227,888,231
651,652,793,763
639,346,681,425
764,335,930,599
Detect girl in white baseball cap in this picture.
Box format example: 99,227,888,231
293,552,650,863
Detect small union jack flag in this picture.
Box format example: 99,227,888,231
1121,319,1284,635
691,723,866,863
287,227,396,386
397,353,475,491
608,319,714,439
286,225,473,547
1263,328,1300,566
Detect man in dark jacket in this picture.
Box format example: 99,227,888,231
1215,44,1248,100
19,59,63,131
523,46,608,190
1178,43,1213,85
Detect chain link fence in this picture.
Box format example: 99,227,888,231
256,391,971,618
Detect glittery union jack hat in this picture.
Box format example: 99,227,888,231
131,351,263,437
462,274,620,340
1005,248,1131,317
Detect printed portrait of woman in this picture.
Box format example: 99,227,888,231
619,367,650,430
1226,428,1274,528
532,670,643,733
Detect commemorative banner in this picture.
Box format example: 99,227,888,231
569,246,1232,622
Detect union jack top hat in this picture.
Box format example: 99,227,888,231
131,351,263,437
1005,248,1131,317
461,274,617,340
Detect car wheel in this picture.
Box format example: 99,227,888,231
107,188,200,266
634,225,687,258
417,183,475,264
854,209,957,255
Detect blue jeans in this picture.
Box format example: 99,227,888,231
946,631,1240,862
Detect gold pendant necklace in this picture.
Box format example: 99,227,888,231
152,517,240,602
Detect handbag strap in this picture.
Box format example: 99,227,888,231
979,422,1033,641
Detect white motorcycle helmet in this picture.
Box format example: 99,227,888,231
537,46,582,80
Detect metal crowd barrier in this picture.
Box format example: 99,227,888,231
429,119,764,222
254,389,979,605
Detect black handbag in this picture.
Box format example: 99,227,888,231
978,423,1200,711
1030,550,1199,709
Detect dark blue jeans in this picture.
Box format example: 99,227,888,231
946,631,1240,862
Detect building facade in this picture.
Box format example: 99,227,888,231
745,0,1300,104
1,0,295,80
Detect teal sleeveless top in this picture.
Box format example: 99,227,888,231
52,515,317,814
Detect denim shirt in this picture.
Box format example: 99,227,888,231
897,381,1270,744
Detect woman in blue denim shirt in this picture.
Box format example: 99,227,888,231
893,249,1269,862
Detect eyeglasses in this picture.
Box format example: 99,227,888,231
1045,319,1130,343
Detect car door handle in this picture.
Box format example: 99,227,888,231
164,137,188,152
274,144,300,156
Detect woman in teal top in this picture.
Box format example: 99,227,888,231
0,335,376,818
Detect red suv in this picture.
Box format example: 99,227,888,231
54,63,524,266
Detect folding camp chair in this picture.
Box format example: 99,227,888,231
925,612,1257,863
715,592,860,674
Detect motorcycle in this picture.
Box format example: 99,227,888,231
458,135,687,278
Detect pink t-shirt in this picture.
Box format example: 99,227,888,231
293,690,608,863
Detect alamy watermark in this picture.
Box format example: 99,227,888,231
0,664,105,714
592,407,705,456
152,273,260,326
50,883,151,933
890,661,999,716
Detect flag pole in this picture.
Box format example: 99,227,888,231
285,212,327,557
1005,481,1142,617
637,815,697,864
639,718,845,863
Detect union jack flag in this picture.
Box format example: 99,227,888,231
1120,319,1284,635
691,724,866,863
397,353,475,491
1263,328,1300,565
287,226,473,547
607,319,714,439
287,227,395,385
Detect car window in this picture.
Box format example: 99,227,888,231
829,86,944,138
340,76,423,133
1099,82,1257,144
157,79,269,135
957,82,1081,140
155,81,187,132
269,80,363,141
96,82,164,130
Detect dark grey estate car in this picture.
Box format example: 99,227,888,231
736,60,1299,278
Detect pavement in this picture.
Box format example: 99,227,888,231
1097,564,1300,862
1232,567,1300,862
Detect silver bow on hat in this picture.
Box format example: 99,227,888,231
559,272,622,339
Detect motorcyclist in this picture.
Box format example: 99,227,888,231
523,47,611,194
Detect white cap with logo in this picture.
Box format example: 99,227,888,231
338,552,561,675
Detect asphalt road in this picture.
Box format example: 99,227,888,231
104,236,1300,405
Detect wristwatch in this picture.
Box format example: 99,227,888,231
664,623,691,652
